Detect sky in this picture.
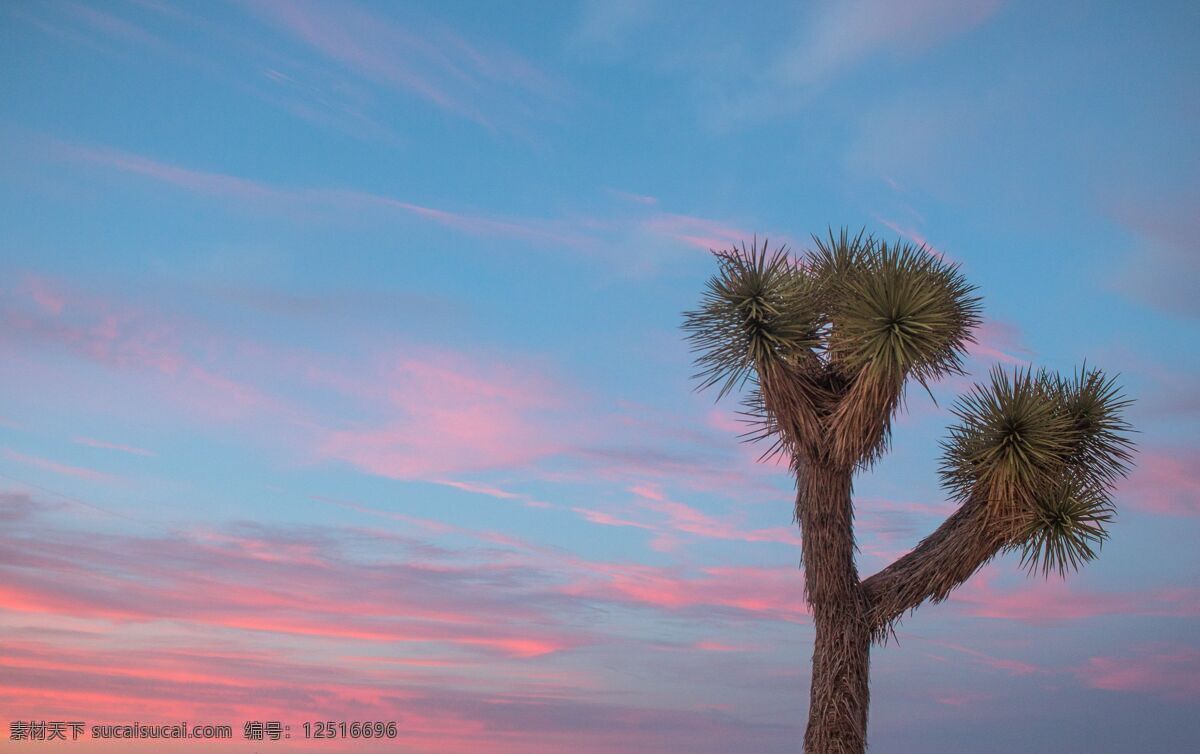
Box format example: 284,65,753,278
0,1,1197,751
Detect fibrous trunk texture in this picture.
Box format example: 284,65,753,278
798,463,870,753
862,491,1011,638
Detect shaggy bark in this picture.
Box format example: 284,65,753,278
797,464,871,752
862,493,1014,640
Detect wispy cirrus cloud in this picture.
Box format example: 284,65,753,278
1,274,292,427
71,436,156,457
563,564,807,622
967,319,1035,366
2,271,588,483
48,138,598,248
1119,448,1200,517
874,215,953,262
639,212,752,252
1073,644,1200,702
242,0,569,130
566,481,801,554
949,569,1200,623
629,484,801,547
1,448,117,483
920,637,1043,677
13,0,566,142
1108,196,1200,319
777,0,1004,87
22,136,768,269
319,352,573,479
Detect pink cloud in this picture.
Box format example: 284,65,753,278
72,436,156,457
705,408,747,436
564,564,807,622
875,216,953,262
1,634,794,753
967,319,1033,366
1,276,297,428
362,193,595,247
950,571,1200,623
607,189,659,205
935,690,992,707
628,485,802,546
55,140,283,203
302,493,810,626
855,496,960,567
319,353,571,479
1074,645,1200,701
692,640,757,653
645,498,801,546
1,448,116,482
567,480,802,547
641,212,753,252
923,639,1042,676
249,0,465,114
629,483,667,502
1120,448,1200,516
571,507,656,531
23,276,66,315
435,479,523,500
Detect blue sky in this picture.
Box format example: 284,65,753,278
1,1,1197,752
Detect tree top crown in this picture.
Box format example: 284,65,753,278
683,228,982,402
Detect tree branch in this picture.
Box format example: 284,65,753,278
825,368,901,468
757,360,835,463
860,491,1014,641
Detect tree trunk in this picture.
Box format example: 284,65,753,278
797,463,870,753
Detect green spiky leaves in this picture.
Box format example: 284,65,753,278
1048,366,1136,488
940,367,1076,500
683,239,821,399
683,229,981,400
939,365,1134,578
819,233,981,387
683,229,985,468
1018,478,1114,577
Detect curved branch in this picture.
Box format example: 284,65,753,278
825,368,902,468
757,360,835,462
861,492,1014,641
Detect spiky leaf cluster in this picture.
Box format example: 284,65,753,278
684,229,986,470
684,229,981,396
1018,477,1115,577
939,365,1134,577
940,367,1076,500
1044,366,1136,487
818,234,981,388
682,239,821,399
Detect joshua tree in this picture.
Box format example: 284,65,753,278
682,229,1134,753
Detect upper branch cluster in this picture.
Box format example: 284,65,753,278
939,365,1134,576
682,229,981,468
